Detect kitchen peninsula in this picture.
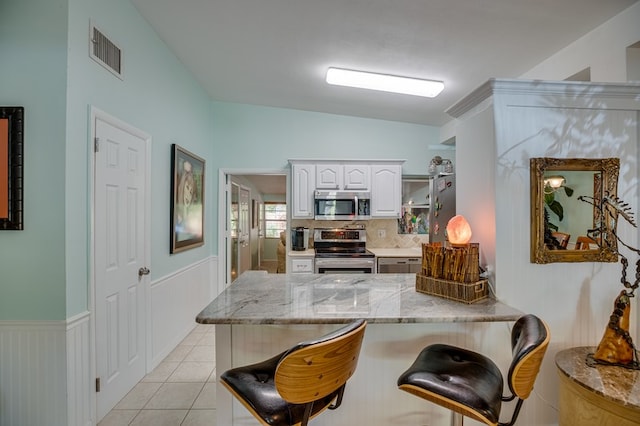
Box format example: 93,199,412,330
197,272,523,425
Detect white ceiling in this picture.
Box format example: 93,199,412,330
131,0,637,126
241,174,287,196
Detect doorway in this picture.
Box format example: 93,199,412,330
220,170,287,288
91,108,151,421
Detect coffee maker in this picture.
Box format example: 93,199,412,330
291,227,309,251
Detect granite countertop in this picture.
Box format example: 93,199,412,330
196,271,523,325
368,247,422,257
555,346,640,410
288,249,315,257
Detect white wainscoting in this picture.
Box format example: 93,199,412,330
148,256,218,369
0,256,218,426
0,319,68,426
67,312,92,426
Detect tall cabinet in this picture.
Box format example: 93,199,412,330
370,163,402,217
291,162,315,218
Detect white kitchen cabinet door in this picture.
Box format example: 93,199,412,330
316,163,370,190
315,163,342,189
343,164,370,190
291,163,315,218
371,164,402,217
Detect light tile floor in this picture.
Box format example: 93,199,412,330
98,323,217,426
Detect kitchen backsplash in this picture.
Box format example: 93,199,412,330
290,219,429,248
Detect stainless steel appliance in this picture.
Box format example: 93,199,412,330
314,191,371,220
291,227,309,251
377,257,421,273
313,227,375,273
398,175,456,242
428,175,456,243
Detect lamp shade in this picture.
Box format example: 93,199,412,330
544,175,565,189
447,215,472,245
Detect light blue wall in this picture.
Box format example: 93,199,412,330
0,4,452,422
210,101,442,245
0,0,213,320
211,101,439,172
1,0,442,320
65,0,213,317
0,0,69,320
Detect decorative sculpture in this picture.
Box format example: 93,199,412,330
593,290,635,365
579,193,639,368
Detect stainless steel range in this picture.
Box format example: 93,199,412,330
313,227,375,273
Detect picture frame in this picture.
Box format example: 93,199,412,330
170,144,205,253
0,106,24,230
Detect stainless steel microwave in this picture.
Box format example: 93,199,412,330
314,191,371,220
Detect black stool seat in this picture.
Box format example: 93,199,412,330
397,344,503,424
221,319,367,426
397,314,550,426
221,352,342,426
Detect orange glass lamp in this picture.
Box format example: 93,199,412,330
446,215,472,245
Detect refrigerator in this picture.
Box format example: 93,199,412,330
399,174,456,243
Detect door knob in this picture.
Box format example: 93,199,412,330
138,267,150,277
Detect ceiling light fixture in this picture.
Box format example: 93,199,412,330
544,175,566,194
326,67,444,98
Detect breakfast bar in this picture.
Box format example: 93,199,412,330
196,271,524,425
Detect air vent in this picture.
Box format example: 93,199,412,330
89,22,123,79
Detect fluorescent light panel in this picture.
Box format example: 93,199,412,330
326,67,444,98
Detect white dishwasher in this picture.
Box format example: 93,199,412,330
377,257,421,273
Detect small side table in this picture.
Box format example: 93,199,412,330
555,346,640,426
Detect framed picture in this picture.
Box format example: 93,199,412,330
170,144,205,253
0,106,24,230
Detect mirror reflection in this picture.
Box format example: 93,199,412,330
530,158,619,264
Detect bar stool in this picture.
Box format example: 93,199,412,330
221,319,367,426
397,314,549,426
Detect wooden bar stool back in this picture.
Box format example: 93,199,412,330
397,314,549,426
221,319,367,426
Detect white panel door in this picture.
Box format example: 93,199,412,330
94,116,148,420
239,187,251,276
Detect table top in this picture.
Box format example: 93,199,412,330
196,271,523,325
555,346,640,410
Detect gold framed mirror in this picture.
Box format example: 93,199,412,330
530,157,619,264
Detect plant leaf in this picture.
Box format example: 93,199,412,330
544,192,555,205
563,186,574,197
548,200,564,221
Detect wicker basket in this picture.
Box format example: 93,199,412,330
416,274,488,304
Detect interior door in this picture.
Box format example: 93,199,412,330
94,114,149,420
238,187,251,276
230,183,239,281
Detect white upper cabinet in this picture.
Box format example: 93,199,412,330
370,163,402,217
343,164,370,190
291,163,315,218
290,159,403,219
316,163,370,191
315,164,343,189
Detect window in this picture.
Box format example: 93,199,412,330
264,203,287,238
